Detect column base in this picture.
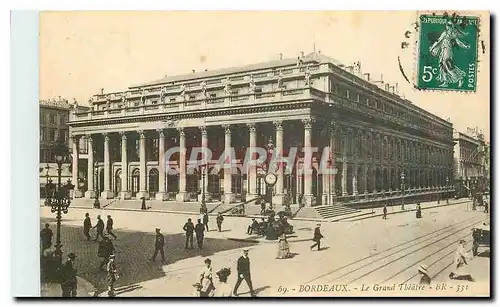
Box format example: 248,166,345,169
197,193,212,202
272,194,286,206
328,194,336,205
321,193,329,206
342,191,348,196
136,191,150,200
175,192,189,202
120,191,132,200
84,190,96,199
72,190,83,198
302,194,315,207
223,193,236,204
353,190,359,196
155,191,168,201
100,190,114,200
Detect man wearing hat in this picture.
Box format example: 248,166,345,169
98,236,115,271
151,228,165,263
418,264,431,285
106,215,117,240
40,223,53,252
93,215,105,242
60,253,78,297
106,254,118,297
310,223,324,251
83,213,92,240
233,249,255,297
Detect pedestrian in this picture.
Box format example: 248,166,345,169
83,213,92,240
233,249,256,297
151,228,166,262
484,201,489,213
183,218,195,249
195,219,205,249
199,258,214,297
449,239,474,281
40,223,53,252
97,236,115,270
310,223,324,251
212,268,232,297
418,264,431,285
60,253,78,297
247,218,259,235
260,202,266,215
106,254,118,297
106,215,117,239
203,212,210,232
382,205,387,219
141,197,147,210
93,215,105,242
216,213,224,232
416,203,422,219
276,233,290,259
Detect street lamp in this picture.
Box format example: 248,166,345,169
199,163,208,214
445,176,450,204
93,161,100,209
45,139,73,264
400,171,405,211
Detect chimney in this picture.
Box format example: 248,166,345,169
279,53,283,60
363,73,370,81
385,84,390,91
301,51,304,57
100,88,104,94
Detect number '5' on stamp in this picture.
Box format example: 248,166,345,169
417,14,479,92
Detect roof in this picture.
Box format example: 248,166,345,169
131,52,343,88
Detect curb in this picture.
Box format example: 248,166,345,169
225,236,312,244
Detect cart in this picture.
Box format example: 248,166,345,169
472,223,490,256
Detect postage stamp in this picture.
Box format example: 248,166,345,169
416,13,479,92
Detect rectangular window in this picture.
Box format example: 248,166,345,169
231,90,239,96
255,87,263,98
356,93,360,102
346,89,350,99
170,98,176,103
189,95,196,101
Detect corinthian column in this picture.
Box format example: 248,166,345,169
302,117,315,206
247,123,258,199
176,127,189,201
84,135,96,199
136,130,149,200
273,120,285,205
120,132,131,200
101,133,114,199
328,121,337,205
223,125,235,204
198,126,210,202
71,135,82,198
156,129,168,200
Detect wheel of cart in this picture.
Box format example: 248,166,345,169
472,223,490,256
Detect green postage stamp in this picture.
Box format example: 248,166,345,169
417,13,479,92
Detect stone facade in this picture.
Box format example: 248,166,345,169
453,130,486,180
68,52,454,206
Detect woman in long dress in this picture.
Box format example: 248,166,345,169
449,240,474,281
199,258,214,297
277,233,290,259
429,21,470,88
211,268,232,297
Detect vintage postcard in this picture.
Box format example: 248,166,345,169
37,11,490,298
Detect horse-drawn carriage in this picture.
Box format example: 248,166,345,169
472,223,490,256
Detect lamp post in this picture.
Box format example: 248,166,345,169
46,139,72,264
400,171,405,211
199,163,207,214
445,176,450,204
266,137,275,210
44,164,52,206
93,161,100,209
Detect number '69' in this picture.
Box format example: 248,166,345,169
422,66,438,82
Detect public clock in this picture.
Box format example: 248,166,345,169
264,173,278,186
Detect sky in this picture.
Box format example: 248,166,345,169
39,11,490,141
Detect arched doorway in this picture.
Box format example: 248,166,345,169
186,169,199,201
149,168,159,198
232,168,243,201
114,169,121,197
99,169,104,194
131,168,140,197
167,173,179,196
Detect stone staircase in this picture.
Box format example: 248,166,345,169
294,205,361,220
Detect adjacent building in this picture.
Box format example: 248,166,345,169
68,52,454,206
453,129,487,180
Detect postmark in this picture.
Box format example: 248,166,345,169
416,13,479,92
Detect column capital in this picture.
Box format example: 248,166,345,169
223,124,232,135
301,117,315,129
103,133,110,141
273,120,283,131
138,130,146,139
70,134,80,142
177,127,185,137
329,120,338,133
246,123,257,133
119,131,127,140
157,129,165,138
85,134,93,141
199,126,208,136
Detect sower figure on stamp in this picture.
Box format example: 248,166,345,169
93,215,105,242
106,215,117,239
183,218,195,249
233,249,256,297
40,223,53,252
98,236,115,271
195,219,205,250
60,253,78,297
310,223,324,251
83,213,92,240
216,213,224,232
106,254,118,297
151,228,166,263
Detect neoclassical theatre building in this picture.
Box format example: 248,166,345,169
68,52,454,207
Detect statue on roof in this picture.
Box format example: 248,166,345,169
140,89,147,104
248,74,256,93
179,84,186,100
224,78,231,96
277,69,284,88
159,87,167,102
72,98,79,109
304,67,311,86
106,95,112,109
200,80,207,96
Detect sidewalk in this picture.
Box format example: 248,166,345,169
41,276,98,297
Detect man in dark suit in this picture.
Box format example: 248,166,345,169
151,228,165,263
203,212,209,231
310,223,324,251
40,223,53,252
195,219,205,249
233,249,255,297
106,215,117,239
183,218,195,249
83,213,92,240
60,253,78,297
93,215,105,242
